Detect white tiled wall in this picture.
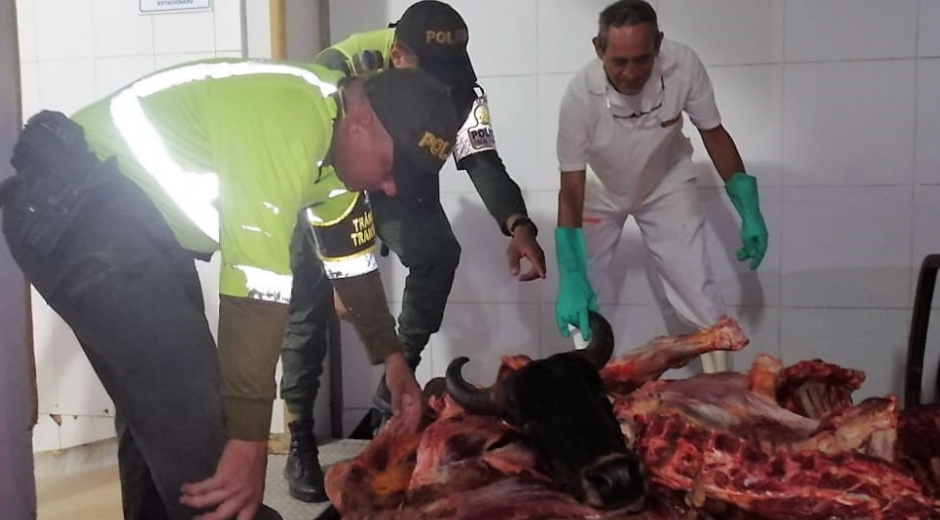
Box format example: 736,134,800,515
783,0,918,62
17,0,244,453
782,60,916,187
918,59,940,185
330,0,940,430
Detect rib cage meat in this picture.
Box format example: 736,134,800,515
605,332,940,519
637,412,935,520
325,316,940,519
775,359,866,419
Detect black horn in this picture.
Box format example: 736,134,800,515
574,311,615,370
446,357,502,415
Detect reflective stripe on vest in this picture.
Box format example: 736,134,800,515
322,252,378,280
233,264,293,304
110,61,338,244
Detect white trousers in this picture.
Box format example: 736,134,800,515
571,160,729,373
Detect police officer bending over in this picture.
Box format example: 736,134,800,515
0,61,457,520
277,0,548,503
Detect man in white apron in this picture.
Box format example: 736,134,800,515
554,0,768,373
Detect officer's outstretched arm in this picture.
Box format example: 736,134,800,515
453,86,529,236
330,271,403,363
308,191,404,364
308,188,422,432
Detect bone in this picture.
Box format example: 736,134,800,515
600,315,749,388
747,354,782,402
794,381,855,419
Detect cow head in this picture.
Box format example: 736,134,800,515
445,311,644,510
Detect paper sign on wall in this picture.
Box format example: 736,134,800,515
140,0,212,14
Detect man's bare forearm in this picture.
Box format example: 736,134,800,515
558,170,587,228
699,124,746,182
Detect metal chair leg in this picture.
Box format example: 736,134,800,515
905,254,940,409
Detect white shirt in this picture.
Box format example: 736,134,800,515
557,39,721,205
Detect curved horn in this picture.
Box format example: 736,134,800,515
575,311,615,370
446,357,502,415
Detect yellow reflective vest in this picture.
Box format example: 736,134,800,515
71,58,377,302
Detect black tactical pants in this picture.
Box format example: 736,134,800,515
279,192,461,424
278,217,333,424
2,112,226,519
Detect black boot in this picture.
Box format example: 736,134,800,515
283,421,327,503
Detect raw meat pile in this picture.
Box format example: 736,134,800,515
323,316,940,519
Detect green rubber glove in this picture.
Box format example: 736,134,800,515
555,227,599,340
725,172,768,270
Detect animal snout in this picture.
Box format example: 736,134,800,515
581,453,644,509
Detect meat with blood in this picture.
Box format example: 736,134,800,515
323,314,940,520
775,359,865,418
600,315,749,394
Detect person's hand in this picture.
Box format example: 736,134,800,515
556,271,598,341
736,211,768,270
724,172,768,270
333,289,350,321
554,227,598,341
180,439,267,520
507,223,546,282
383,353,423,435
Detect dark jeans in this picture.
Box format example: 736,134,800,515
278,192,461,424
2,118,226,519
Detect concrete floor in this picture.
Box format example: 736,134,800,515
36,439,368,520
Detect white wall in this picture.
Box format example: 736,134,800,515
330,0,940,435
16,0,244,455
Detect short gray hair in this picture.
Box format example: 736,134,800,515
596,0,659,51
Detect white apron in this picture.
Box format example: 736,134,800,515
571,61,729,373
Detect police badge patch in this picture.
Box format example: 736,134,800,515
452,94,498,162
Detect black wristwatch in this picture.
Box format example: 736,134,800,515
509,216,538,238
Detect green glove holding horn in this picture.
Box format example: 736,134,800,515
554,226,598,341
724,172,768,270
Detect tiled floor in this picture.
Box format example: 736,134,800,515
35,440,368,520
36,464,122,519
